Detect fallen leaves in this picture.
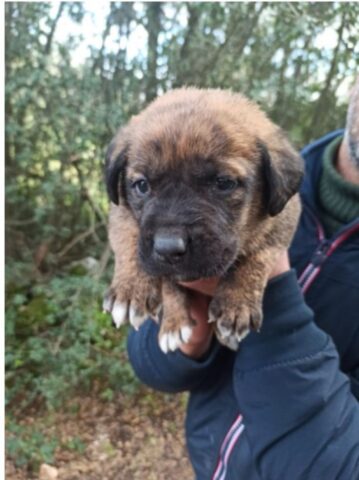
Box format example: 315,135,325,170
6,389,193,480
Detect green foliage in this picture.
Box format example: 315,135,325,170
6,417,86,472
6,420,59,471
5,262,138,468
6,268,138,412
63,436,86,454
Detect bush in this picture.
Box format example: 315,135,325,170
5,260,140,471
5,264,139,413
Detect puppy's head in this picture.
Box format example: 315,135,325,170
106,88,303,281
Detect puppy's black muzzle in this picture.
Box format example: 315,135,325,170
136,180,238,279
153,228,188,261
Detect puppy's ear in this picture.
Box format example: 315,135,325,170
105,133,129,205
258,139,303,216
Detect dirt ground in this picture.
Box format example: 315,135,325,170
6,389,194,480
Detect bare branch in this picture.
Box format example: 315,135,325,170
57,223,105,258
44,2,65,55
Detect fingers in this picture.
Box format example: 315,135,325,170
178,277,219,296
187,290,211,324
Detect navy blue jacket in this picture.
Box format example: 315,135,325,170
127,131,359,479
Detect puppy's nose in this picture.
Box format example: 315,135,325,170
154,229,188,258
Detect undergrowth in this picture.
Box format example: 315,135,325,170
5,261,139,472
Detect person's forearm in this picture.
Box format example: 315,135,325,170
233,271,359,479
127,318,230,393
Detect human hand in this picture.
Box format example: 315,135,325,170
177,252,290,358
175,287,215,358
267,251,290,280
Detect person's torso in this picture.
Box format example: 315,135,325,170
185,131,359,479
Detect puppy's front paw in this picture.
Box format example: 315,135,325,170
103,281,162,331
103,289,129,328
209,295,263,350
158,314,193,353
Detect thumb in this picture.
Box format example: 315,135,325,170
187,291,213,337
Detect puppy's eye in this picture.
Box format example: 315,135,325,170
132,178,150,196
215,176,237,192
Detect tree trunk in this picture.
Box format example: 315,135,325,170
92,6,113,76
217,3,267,86
44,2,65,55
173,4,200,88
271,44,292,121
5,3,15,167
145,2,162,103
309,10,346,134
224,4,266,69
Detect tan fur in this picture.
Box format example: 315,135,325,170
105,88,302,350
108,206,162,318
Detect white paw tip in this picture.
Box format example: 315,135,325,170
159,331,182,353
217,323,232,339
225,336,240,351
159,335,169,354
102,296,113,313
236,329,250,342
129,307,144,331
159,326,193,353
180,325,192,343
112,302,128,328
168,331,180,351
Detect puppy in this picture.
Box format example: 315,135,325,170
103,88,303,352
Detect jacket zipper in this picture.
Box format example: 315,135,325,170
298,216,359,293
298,240,330,292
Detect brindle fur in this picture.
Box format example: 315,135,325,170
104,88,303,351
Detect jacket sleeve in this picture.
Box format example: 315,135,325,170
349,365,359,400
234,270,359,479
343,328,359,400
127,317,232,393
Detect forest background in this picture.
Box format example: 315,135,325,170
5,1,359,476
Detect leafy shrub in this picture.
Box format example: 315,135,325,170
5,265,139,412
5,261,140,471
6,420,59,471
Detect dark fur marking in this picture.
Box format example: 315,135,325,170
105,148,128,205
258,140,303,216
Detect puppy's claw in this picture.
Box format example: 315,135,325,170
250,311,263,332
208,313,216,324
112,302,128,328
221,335,240,351
169,332,181,351
153,305,163,324
129,307,145,331
159,326,192,354
102,292,115,314
235,328,250,343
217,321,232,339
180,325,193,343
159,334,169,354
